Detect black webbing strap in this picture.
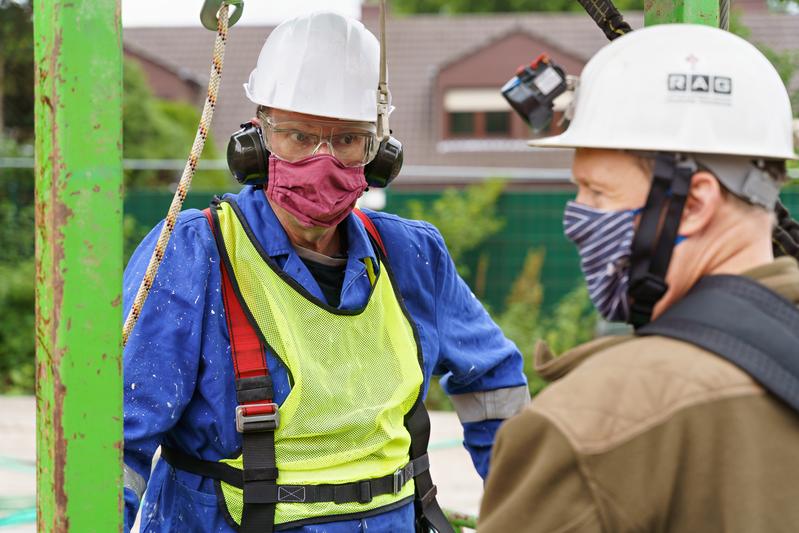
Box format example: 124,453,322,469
205,206,279,532
405,401,454,533
576,0,633,41
356,208,452,532
160,445,428,504
628,154,694,329
638,275,799,412
240,429,277,529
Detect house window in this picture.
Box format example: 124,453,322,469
485,111,511,136
449,112,476,136
443,88,516,139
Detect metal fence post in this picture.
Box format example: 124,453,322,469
34,1,124,531
644,0,721,26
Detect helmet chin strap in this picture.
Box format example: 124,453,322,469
628,153,696,328
376,0,390,142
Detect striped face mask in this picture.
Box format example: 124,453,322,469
563,201,641,323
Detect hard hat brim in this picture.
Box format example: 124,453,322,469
528,133,799,161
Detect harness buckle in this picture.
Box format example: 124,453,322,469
393,462,413,494
235,403,280,433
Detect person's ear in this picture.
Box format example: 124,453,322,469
678,171,723,237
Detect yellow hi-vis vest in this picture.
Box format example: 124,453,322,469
214,200,424,527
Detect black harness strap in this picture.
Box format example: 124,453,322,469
628,154,694,328
206,206,279,533
638,275,799,412
406,401,454,533
356,208,453,533
161,445,429,504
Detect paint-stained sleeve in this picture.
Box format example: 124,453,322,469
427,224,529,479
121,212,213,530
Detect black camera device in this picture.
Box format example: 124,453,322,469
226,122,403,189
501,54,568,133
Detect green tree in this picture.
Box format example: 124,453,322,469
123,58,229,190
495,249,596,396
405,179,506,276
390,0,644,14
0,0,34,141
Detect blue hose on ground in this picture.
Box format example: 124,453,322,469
0,456,36,527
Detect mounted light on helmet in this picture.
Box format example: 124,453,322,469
501,54,570,133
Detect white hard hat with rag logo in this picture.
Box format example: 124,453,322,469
244,11,381,122
530,23,797,161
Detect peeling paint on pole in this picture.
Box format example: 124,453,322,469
644,0,720,26
34,1,124,531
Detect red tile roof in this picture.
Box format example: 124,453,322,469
123,11,799,181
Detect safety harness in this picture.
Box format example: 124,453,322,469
638,273,799,413
628,154,695,328
161,206,453,533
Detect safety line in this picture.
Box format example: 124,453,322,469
0,509,36,527
0,457,35,473
122,4,232,346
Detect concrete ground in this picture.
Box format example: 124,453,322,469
0,396,481,532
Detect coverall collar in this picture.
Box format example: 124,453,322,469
231,186,378,267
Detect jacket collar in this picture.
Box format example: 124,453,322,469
536,257,799,381
230,186,378,266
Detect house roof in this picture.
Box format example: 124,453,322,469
123,11,799,177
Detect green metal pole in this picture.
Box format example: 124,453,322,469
34,1,123,531
644,0,721,26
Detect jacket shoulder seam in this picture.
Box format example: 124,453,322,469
534,382,764,455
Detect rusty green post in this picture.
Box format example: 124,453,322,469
644,0,721,26
34,1,124,531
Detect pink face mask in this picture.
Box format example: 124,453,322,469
266,154,367,228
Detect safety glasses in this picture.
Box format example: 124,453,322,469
261,115,378,167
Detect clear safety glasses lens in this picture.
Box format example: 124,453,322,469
263,119,378,167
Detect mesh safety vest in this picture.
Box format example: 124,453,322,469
184,199,427,531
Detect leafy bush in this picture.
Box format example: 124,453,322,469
123,58,228,190
495,250,597,396
405,179,506,276
414,182,598,409
0,259,34,393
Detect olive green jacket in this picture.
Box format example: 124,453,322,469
480,257,799,533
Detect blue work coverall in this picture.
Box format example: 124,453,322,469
123,186,528,532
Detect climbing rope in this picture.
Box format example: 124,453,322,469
576,0,632,41
122,4,233,346
719,0,730,30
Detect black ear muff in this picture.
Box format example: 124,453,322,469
364,135,403,189
226,122,270,186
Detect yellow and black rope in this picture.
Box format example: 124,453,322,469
122,4,231,347
576,0,633,41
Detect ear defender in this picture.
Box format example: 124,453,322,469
226,122,270,186
363,135,403,189
227,121,404,189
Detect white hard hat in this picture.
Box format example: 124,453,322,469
530,24,797,161
244,11,380,122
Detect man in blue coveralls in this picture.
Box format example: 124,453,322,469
122,11,528,533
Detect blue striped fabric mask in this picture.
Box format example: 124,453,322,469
563,201,641,323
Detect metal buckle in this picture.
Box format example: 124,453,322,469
235,403,279,433
200,0,244,31
393,462,413,494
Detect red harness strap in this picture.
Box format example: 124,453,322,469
204,208,276,421
353,208,387,257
